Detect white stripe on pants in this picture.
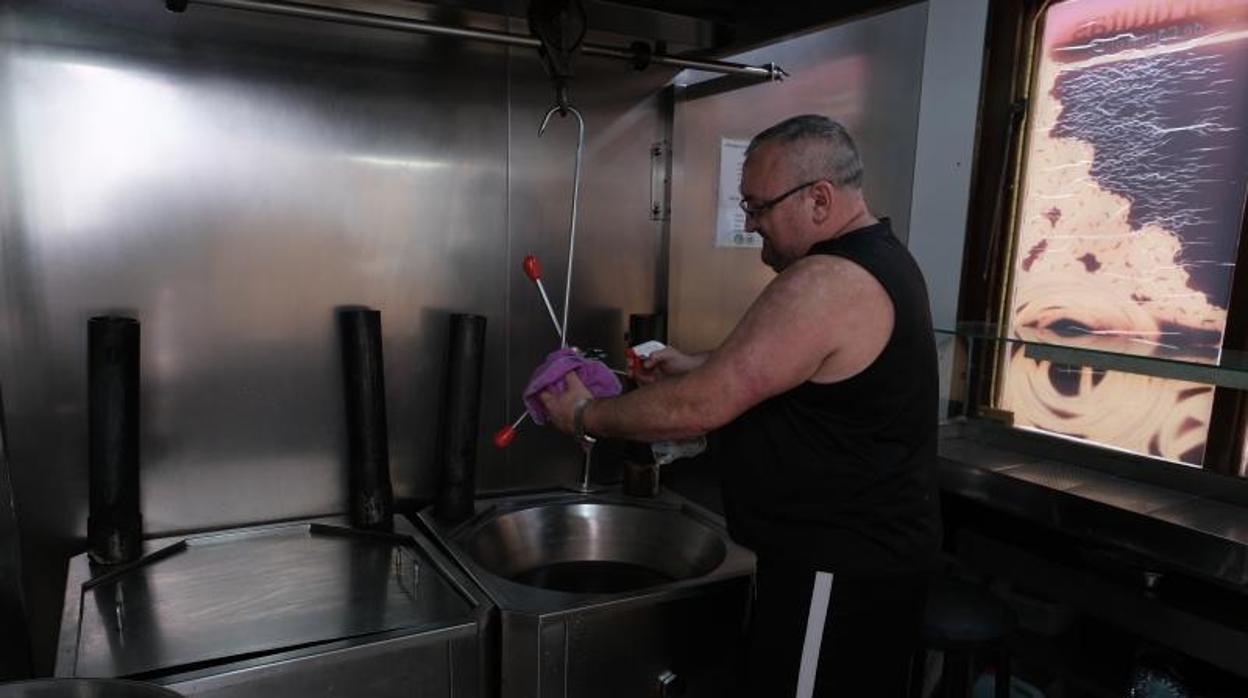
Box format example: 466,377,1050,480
795,571,834,698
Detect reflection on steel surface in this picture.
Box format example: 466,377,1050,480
0,679,180,698
68,522,472,678
1000,0,1248,465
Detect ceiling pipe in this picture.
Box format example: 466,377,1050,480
165,0,787,81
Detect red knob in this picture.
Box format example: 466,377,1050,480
523,254,541,282
493,425,516,449
625,348,640,377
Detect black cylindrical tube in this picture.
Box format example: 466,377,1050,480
339,308,394,531
88,316,142,565
434,314,487,524
627,312,666,345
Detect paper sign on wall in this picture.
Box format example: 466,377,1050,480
715,138,761,248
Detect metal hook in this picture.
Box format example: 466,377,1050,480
538,103,585,350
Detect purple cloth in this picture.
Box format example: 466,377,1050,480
523,348,622,425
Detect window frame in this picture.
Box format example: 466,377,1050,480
957,0,1248,475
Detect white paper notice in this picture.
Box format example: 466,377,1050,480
715,138,761,248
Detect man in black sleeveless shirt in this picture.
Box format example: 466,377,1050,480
539,114,941,696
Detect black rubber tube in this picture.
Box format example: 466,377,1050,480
339,308,394,531
87,316,142,565
434,314,486,524
627,312,666,345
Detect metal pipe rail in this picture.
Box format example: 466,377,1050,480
166,0,787,81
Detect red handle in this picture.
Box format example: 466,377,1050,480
493,425,516,449
523,254,541,282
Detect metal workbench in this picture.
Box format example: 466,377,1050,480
55,516,488,697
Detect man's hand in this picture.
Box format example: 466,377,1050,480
538,371,593,435
633,347,706,385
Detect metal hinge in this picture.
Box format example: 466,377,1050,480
650,140,671,221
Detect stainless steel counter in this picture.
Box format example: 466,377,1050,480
939,423,1248,679
55,517,488,697
939,423,1248,588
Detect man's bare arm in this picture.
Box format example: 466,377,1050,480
574,256,891,441
633,347,709,384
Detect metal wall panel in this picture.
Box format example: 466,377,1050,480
0,0,672,669
907,0,990,421
667,4,930,352
908,0,989,331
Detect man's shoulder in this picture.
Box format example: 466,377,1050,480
763,253,892,330
772,254,872,293
785,252,861,273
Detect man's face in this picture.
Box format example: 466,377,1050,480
740,144,808,272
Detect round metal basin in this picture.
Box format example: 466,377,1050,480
460,503,727,594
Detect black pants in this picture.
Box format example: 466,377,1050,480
738,558,928,697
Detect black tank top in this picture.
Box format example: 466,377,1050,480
717,219,941,574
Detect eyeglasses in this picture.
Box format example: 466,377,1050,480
739,180,821,217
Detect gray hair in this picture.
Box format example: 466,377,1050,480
746,114,864,189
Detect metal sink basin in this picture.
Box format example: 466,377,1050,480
416,490,754,697
460,502,728,594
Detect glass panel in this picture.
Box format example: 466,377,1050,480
945,322,1248,388
1000,0,1248,466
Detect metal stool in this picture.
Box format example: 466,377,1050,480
912,576,1017,698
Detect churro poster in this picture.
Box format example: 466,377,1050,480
999,0,1248,465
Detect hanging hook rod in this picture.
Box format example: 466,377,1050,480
167,0,788,81
538,104,585,349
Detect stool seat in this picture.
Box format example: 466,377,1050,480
923,577,1016,647
912,577,1017,698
